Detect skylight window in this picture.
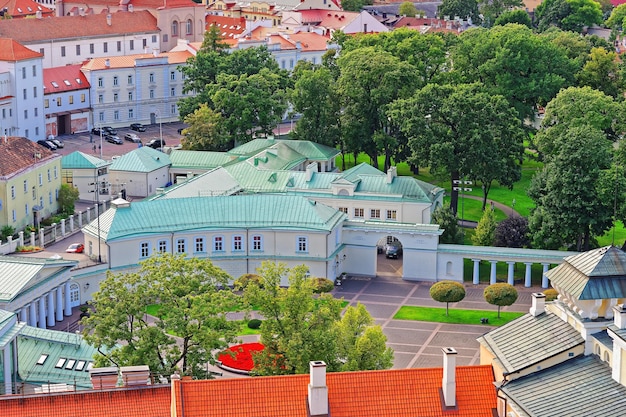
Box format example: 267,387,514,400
76,78,82,84
65,359,76,370
17,7,22,12
75,360,86,371
51,81,59,88
37,354,49,365
27,6,32,11
64,80,71,86
55,358,66,369
86,362,94,371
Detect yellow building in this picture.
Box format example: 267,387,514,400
0,137,62,232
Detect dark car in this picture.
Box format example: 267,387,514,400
145,138,166,149
130,123,147,132
102,126,117,135
385,242,403,259
105,134,123,145
91,127,103,135
37,140,57,150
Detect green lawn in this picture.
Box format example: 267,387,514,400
394,306,524,325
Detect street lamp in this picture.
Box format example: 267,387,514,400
154,109,163,152
453,178,473,239
93,122,103,159
88,180,105,263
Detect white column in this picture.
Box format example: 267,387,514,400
56,286,64,321
524,263,533,287
38,298,46,329
29,302,37,327
472,259,480,285
3,345,12,394
64,282,72,316
39,228,45,248
506,261,515,285
489,261,497,285
61,219,66,237
19,307,27,322
47,291,55,327
69,214,74,232
541,263,550,288
30,231,36,246
77,211,83,227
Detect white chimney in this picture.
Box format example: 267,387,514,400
305,162,317,182
104,59,110,67
614,304,626,329
442,347,457,408
386,166,397,184
530,292,546,317
36,10,42,18
128,3,134,12
106,13,112,26
79,7,85,16
308,361,328,417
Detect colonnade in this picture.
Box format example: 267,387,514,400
17,281,74,329
470,259,551,288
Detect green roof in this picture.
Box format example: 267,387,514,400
169,150,234,170
85,194,346,241
61,151,109,169
228,138,340,161
149,167,242,200
110,147,171,173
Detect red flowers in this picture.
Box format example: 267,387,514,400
218,343,265,372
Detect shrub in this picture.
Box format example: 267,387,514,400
233,274,262,291
544,288,559,301
247,319,262,329
484,283,518,318
429,281,466,316
311,277,334,293
0,225,15,241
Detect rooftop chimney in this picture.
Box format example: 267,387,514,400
614,304,626,329
120,365,150,387
530,292,546,317
305,162,317,182
442,347,457,408
105,58,110,67
308,361,329,417
106,13,112,26
79,7,85,16
386,166,397,184
90,366,119,390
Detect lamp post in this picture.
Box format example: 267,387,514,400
94,122,103,159
452,178,473,239
155,109,163,152
88,180,103,263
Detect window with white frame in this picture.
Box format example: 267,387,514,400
158,240,167,253
38,173,43,186
213,236,223,251
370,209,380,219
170,87,175,97
386,210,397,221
176,239,186,253
339,207,348,214
233,235,243,251
149,89,155,99
128,91,133,101
297,236,308,252
99,112,104,122
103,42,108,53
170,71,176,80
140,242,149,258
12,209,16,222
195,237,205,253
186,19,192,34
171,104,176,114
98,77,103,87
49,191,52,204
98,95,104,104
113,93,118,102
11,185,14,199
54,166,58,178
252,235,263,251
113,76,118,86
172,21,178,36
129,108,134,119
114,110,119,120
149,73,155,83
354,208,364,218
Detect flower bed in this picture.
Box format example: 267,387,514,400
217,342,264,374
15,245,43,253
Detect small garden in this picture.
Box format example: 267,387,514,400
217,342,265,374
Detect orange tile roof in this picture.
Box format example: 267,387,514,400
290,32,330,51
0,38,42,61
1,386,171,417
81,50,192,71
206,15,246,39
0,0,53,18
65,0,201,10
173,365,497,417
43,64,91,95
0,136,57,177
0,10,158,43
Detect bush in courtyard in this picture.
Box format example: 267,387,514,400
430,281,466,316
544,288,559,301
484,283,518,318
0,225,15,241
234,274,262,291
311,277,335,294
247,319,262,329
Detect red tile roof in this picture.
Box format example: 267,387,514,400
80,51,192,71
0,136,57,178
174,365,496,417
0,0,53,18
0,38,42,61
0,10,158,43
206,15,246,39
1,386,171,417
43,64,90,95
62,0,202,10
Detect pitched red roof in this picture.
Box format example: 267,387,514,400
0,10,158,43
43,64,90,95
0,0,53,18
174,366,496,417
0,38,42,61
206,15,246,39
62,0,202,10
1,386,171,417
0,136,57,178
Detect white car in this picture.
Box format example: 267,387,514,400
124,133,141,143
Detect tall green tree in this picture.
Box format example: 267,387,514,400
57,183,79,215
392,83,524,214
341,0,373,11
536,0,603,32
82,253,238,379
431,205,463,244
606,3,626,29
479,0,523,26
494,10,532,27
472,207,497,246
181,103,229,151
438,0,480,23
576,47,622,98
398,1,418,16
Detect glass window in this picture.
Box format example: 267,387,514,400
69,95,73,104
38,173,42,186
386,210,397,221
213,236,223,251
49,191,52,204
98,95,103,104
172,20,178,36
117,41,122,52
354,208,364,218
54,166,58,178
103,42,108,53
176,238,185,253
76,44,80,55
12,210,16,222
36,354,48,365
129,108,134,119
32,65,36,76
90,43,94,54
44,99,49,108
81,93,85,103
128,92,133,101
47,169,51,181
140,242,149,258
65,359,76,370
113,93,118,102
297,236,308,252
149,73,155,83
11,185,15,199
23,180,27,193
129,39,134,50
98,77,103,87
75,360,86,371
233,235,243,251
186,19,192,34
55,358,66,369
128,75,133,85
158,240,167,253
339,207,348,214
61,46,65,57
114,110,119,120
195,237,205,253
252,235,262,251
170,71,176,80
149,89,155,99
23,89,27,99
22,67,26,79
113,76,118,86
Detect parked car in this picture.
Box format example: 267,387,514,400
66,243,84,253
50,138,64,148
105,134,123,145
91,127,103,135
36,140,57,150
124,132,142,143
130,123,147,132
103,126,117,135
145,138,166,149
385,242,403,259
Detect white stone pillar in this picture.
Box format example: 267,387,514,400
472,259,480,285
38,298,46,329
64,281,72,316
18,231,24,246
3,345,12,394
69,215,74,232
19,307,27,323
47,291,55,327
524,263,533,287
541,263,550,288
39,228,45,248
29,302,37,327
78,211,83,227
489,261,497,285
86,208,91,223
101,201,106,214
506,261,515,285
61,219,66,237
56,286,64,322
30,231,36,246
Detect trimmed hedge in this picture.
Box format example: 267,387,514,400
247,319,262,329
234,274,262,291
311,277,334,293
544,288,559,301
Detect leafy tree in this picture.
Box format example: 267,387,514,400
544,288,559,301
484,283,518,317
431,206,463,244
606,3,626,29
57,183,79,215
430,281,466,316
82,253,238,379
392,83,524,214
290,67,341,147
494,10,532,27
494,215,530,248
438,0,480,23
0,225,15,241
576,47,622,98
480,0,524,26
181,103,229,151
399,1,418,16
341,0,373,11
201,24,229,52
536,0,602,33
472,207,497,246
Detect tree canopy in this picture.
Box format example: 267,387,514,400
430,281,466,316
472,207,497,246
58,183,79,215
484,283,518,317
181,103,229,151
536,0,603,32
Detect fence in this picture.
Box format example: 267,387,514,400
0,200,111,255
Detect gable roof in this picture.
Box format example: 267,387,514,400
546,246,626,300
61,151,110,170
0,0,53,18
500,355,626,416
109,147,171,173
228,138,340,161
0,11,158,43
168,149,235,170
477,311,584,375
150,167,242,199
0,136,58,179
173,365,496,417
81,50,192,71
43,65,90,95
206,15,246,38
0,38,42,61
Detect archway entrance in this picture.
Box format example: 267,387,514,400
375,235,403,278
